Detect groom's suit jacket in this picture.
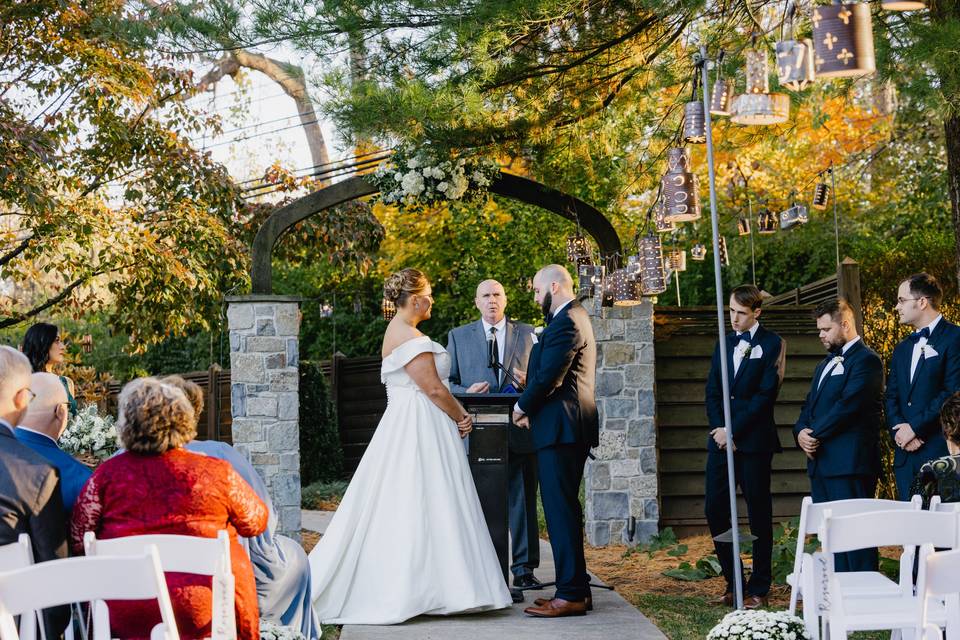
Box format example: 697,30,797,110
793,340,883,478
517,300,598,451
447,318,536,453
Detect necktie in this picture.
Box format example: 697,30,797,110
909,327,931,344
490,326,500,385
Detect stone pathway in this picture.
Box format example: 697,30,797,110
301,509,667,640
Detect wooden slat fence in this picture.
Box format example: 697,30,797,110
331,354,387,472
654,306,825,535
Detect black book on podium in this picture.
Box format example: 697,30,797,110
454,392,519,585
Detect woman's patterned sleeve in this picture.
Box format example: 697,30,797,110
70,473,103,555
225,466,269,538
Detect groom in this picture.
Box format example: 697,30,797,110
513,265,598,618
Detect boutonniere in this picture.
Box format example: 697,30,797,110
534,326,544,337
739,344,753,358
831,355,845,366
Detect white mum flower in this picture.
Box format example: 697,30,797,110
401,171,425,196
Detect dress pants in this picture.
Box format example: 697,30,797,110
704,450,774,597
810,473,878,572
508,450,540,577
537,443,591,601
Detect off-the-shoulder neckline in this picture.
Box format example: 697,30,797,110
382,334,433,360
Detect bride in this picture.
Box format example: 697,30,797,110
309,268,513,624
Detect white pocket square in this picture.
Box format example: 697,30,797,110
924,345,939,358
749,344,763,359
831,364,845,376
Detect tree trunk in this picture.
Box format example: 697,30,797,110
930,0,960,283
947,115,960,286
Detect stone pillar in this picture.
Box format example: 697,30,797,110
584,299,659,546
227,295,302,537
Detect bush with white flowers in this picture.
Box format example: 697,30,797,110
707,610,811,640
60,403,120,461
372,143,499,205
259,621,305,640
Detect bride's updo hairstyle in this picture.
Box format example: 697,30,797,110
384,268,430,309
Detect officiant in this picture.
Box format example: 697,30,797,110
447,279,541,590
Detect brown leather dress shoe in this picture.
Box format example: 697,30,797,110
708,591,734,607
534,596,593,611
524,598,588,618
743,595,769,610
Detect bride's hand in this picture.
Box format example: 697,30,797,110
457,413,473,438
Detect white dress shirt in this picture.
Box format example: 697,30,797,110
818,336,861,389
481,316,507,385
910,314,942,382
732,322,759,376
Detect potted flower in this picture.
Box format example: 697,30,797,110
707,609,811,640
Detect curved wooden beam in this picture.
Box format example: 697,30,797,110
251,171,623,294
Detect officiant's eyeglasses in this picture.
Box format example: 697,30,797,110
897,296,927,304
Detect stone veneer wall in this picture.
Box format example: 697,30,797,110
227,295,302,538
584,299,659,545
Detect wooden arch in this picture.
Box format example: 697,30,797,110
250,171,623,293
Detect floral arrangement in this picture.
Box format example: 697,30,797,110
707,610,811,640
60,403,120,461
259,621,306,640
371,143,500,205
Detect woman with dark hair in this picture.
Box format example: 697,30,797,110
22,322,77,417
909,391,960,506
70,377,269,640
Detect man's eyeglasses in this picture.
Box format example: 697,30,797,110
897,296,928,305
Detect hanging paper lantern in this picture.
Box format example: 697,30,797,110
661,148,702,223
683,101,707,144
731,49,791,125
812,180,831,209
381,298,397,321
566,234,590,264
758,209,778,234
776,39,816,91
691,243,707,261
639,234,668,295
710,78,735,117
738,217,751,236
812,3,876,79
610,269,642,306
668,249,687,272
780,204,810,230
578,264,604,297
718,236,730,267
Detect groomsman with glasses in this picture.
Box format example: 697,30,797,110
885,273,960,500
794,298,883,571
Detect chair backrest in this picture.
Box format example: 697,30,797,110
83,531,231,575
820,509,960,554
0,535,36,640
0,549,178,640
922,546,960,596
929,496,960,514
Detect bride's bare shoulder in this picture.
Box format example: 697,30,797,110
381,322,425,358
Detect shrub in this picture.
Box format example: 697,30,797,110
299,360,344,484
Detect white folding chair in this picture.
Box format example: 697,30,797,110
819,509,960,640
0,549,178,640
84,531,236,640
930,496,960,514
787,496,922,638
0,535,38,640
918,546,960,640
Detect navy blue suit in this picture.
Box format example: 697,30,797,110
704,324,784,597
885,318,960,499
794,339,883,571
15,427,91,512
517,300,597,602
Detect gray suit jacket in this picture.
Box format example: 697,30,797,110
447,318,536,453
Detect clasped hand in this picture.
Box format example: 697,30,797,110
893,423,924,451
710,428,736,451
797,427,819,459
457,414,473,438
512,410,530,429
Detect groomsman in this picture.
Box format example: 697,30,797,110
886,273,960,499
794,299,883,571
704,284,785,609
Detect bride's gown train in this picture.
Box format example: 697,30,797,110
308,336,512,624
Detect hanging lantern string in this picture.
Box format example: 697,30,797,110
628,181,664,253
780,1,798,41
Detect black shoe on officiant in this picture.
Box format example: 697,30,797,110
514,573,543,589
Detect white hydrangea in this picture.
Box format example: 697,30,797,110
400,170,425,196
259,621,305,640
60,404,120,461
707,610,810,640
371,145,500,205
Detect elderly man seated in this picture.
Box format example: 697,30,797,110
164,376,320,640
16,372,92,512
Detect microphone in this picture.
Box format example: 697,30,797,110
487,330,496,369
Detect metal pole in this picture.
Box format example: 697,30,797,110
675,269,682,307
830,166,839,267
700,46,744,610
747,192,756,287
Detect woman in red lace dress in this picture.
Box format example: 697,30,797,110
71,378,268,640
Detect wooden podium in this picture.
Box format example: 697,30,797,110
455,392,518,585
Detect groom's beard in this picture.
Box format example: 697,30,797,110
541,292,553,323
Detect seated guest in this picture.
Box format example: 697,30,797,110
71,378,268,640
164,376,320,640
0,346,69,636
22,322,78,418
910,391,960,507
16,372,92,512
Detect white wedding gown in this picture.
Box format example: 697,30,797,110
308,336,512,624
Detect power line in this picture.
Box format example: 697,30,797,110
202,118,320,149
241,154,389,197
236,148,395,186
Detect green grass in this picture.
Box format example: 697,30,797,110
302,479,349,510
320,624,340,640
633,593,892,639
